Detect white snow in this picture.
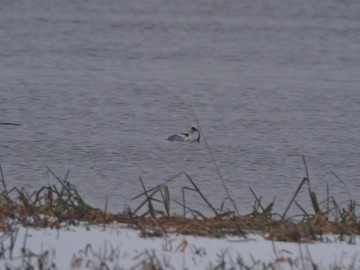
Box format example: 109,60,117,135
1,223,359,269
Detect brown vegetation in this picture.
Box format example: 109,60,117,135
0,164,359,244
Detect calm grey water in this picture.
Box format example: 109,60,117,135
1,0,360,215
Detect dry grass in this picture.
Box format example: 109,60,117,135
0,163,359,243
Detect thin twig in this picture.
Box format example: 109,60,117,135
103,195,109,230
131,172,184,201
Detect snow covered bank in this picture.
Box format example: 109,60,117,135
1,224,359,269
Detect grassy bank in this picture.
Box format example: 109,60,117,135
0,163,358,243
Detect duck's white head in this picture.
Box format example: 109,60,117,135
186,125,200,142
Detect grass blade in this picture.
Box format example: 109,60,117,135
281,177,308,220
183,172,218,217
310,191,320,214
331,171,352,200
0,163,8,195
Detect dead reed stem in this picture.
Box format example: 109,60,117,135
190,105,239,215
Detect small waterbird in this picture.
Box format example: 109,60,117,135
167,125,200,142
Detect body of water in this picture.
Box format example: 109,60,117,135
1,0,360,215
